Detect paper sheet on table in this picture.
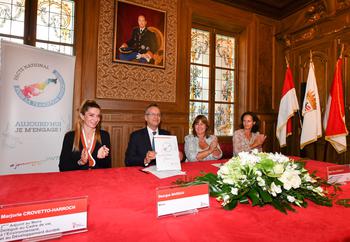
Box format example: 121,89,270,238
142,165,186,179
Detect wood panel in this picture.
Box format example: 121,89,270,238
257,113,277,153
256,19,276,111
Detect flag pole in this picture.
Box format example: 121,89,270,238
286,56,303,129
285,56,290,67
309,49,318,159
340,44,344,58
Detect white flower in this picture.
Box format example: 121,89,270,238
231,187,238,195
221,194,231,206
273,164,284,175
303,173,317,183
252,149,259,155
313,186,324,196
270,182,282,197
255,170,262,177
222,178,234,185
287,195,296,203
306,185,313,190
238,151,261,165
218,165,230,176
257,176,265,187
268,153,289,163
279,169,301,190
271,182,282,193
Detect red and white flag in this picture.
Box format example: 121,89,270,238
323,56,348,153
300,60,322,149
276,66,299,147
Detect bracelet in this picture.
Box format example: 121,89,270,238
77,159,84,166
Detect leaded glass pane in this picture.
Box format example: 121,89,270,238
190,64,209,101
49,25,60,42
0,36,22,43
36,41,73,55
191,28,209,65
0,0,24,36
215,69,234,102
11,20,24,36
189,101,209,134
37,0,74,44
214,103,234,136
37,25,49,40
215,34,235,69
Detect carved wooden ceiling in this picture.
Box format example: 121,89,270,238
214,0,317,19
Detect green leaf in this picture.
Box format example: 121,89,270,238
281,201,295,212
247,188,261,206
271,199,287,214
223,199,238,210
258,188,272,203
239,196,249,204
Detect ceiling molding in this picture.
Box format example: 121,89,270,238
214,0,318,19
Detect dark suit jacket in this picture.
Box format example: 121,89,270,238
59,130,111,171
126,27,157,54
124,127,170,167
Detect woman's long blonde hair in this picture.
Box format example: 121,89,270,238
73,100,102,151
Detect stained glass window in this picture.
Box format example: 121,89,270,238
0,0,75,55
189,28,236,136
189,28,210,133
214,34,235,136
36,0,75,55
0,0,25,42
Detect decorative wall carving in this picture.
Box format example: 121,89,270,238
304,1,326,23
96,0,177,102
336,0,350,11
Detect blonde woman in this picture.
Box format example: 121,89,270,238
59,100,111,171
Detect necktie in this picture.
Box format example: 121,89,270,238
152,131,157,151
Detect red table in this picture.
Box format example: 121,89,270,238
1,160,350,242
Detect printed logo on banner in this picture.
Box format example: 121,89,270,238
13,63,65,107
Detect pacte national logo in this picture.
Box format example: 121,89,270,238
13,63,65,107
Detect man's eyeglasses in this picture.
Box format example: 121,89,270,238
146,113,161,117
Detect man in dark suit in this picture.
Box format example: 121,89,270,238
119,15,157,64
125,103,170,166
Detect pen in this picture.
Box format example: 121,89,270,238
139,169,149,174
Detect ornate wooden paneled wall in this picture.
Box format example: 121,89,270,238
75,0,279,167
275,0,350,163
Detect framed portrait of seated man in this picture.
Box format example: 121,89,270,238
113,0,166,68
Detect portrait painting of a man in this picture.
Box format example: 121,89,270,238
113,0,166,68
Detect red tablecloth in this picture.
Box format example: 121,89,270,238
1,160,350,242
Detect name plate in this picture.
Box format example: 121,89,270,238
156,183,209,217
0,197,87,241
327,165,350,183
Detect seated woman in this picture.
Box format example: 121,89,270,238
185,115,222,161
59,100,111,171
232,111,266,155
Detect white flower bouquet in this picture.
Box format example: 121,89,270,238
196,150,333,213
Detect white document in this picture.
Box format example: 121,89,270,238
154,135,181,171
211,163,224,168
142,165,186,179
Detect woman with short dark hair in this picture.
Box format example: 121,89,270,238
232,111,266,155
184,115,222,161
